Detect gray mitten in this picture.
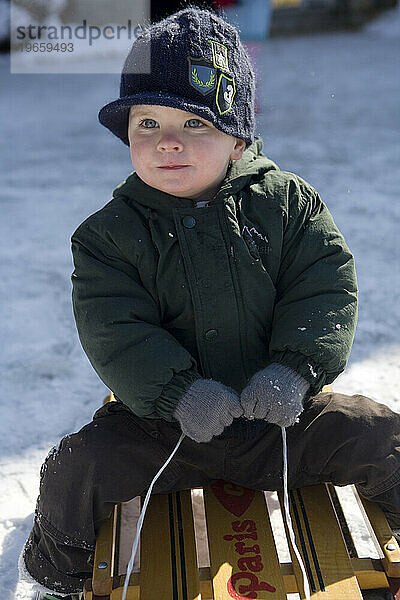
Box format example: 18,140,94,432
240,363,309,427
174,378,243,443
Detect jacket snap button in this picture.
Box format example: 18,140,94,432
205,329,218,341
182,216,196,228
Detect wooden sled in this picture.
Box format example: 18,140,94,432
83,394,400,600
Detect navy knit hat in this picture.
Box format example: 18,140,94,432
98,7,255,147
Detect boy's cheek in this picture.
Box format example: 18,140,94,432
129,139,147,165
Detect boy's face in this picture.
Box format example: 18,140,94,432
128,105,246,200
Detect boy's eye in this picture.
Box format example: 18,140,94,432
140,118,158,128
186,118,205,128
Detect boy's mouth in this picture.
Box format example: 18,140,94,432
158,165,189,170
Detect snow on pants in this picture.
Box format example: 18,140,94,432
22,391,400,594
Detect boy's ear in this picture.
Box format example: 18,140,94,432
231,138,246,161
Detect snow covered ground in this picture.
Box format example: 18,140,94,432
1,5,399,598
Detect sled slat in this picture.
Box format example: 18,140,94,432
139,490,200,600
203,481,287,599
110,578,139,600
355,490,400,578
279,484,363,599
91,504,118,596
352,558,389,590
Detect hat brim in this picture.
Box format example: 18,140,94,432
98,92,251,146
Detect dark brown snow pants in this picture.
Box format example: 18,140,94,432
22,392,400,594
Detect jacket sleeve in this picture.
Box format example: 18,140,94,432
268,176,358,394
71,223,201,420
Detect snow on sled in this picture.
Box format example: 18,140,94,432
83,396,400,600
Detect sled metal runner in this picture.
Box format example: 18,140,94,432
83,394,400,599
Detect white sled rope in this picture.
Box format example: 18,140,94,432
121,427,310,600
121,432,185,600
281,425,311,600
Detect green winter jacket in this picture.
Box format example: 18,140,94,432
71,140,358,420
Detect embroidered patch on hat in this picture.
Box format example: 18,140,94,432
209,40,229,72
216,73,236,115
188,57,217,95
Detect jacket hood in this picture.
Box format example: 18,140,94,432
112,139,279,212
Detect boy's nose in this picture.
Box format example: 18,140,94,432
157,134,184,152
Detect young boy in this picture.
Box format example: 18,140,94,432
20,7,400,599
